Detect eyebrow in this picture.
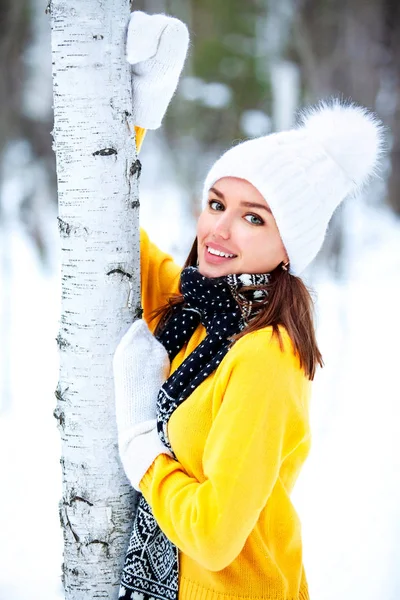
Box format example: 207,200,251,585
209,187,272,214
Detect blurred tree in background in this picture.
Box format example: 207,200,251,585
0,0,55,268
289,0,400,270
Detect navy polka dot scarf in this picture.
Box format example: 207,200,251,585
119,266,270,600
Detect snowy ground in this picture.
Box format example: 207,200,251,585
1,180,399,598
297,201,400,600
0,223,63,600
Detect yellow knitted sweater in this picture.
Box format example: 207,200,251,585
135,127,312,600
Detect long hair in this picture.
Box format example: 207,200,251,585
150,237,323,381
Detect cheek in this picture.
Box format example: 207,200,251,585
196,211,209,240
250,230,283,263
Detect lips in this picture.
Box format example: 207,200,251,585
206,242,237,256
204,244,238,265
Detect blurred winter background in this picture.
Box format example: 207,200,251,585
0,0,399,598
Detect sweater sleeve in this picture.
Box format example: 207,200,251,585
138,329,309,572
134,126,147,153
139,228,181,331
134,126,182,329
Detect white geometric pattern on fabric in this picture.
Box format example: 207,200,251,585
148,531,177,580
120,498,179,600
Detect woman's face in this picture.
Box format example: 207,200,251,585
197,177,288,278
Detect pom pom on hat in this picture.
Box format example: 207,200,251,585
297,98,386,191
202,97,386,275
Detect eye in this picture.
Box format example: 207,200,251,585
244,214,264,226
207,199,264,225
208,199,224,210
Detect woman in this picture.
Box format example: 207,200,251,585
113,11,385,600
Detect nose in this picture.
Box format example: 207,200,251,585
212,211,231,240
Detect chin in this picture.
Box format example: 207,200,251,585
198,262,232,278
197,261,215,278
198,264,214,278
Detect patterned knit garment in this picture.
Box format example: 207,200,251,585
119,266,270,600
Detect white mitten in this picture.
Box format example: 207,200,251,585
119,422,171,491
113,318,169,432
126,11,190,129
113,319,173,490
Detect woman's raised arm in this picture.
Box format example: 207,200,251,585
126,11,190,327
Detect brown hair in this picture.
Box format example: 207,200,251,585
150,237,323,381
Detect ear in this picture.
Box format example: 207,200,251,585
280,244,289,265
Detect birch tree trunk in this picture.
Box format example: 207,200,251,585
49,1,141,597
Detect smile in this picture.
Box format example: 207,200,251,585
204,245,237,264
207,246,235,258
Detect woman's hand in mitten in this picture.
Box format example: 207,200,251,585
126,10,190,129
113,319,173,490
112,318,170,435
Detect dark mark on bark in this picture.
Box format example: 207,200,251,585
87,539,110,558
57,217,72,236
55,382,70,402
93,148,117,156
56,333,71,351
59,507,79,551
57,217,89,238
93,34,104,40
62,562,84,580
130,159,141,178
53,405,65,429
45,0,52,14
62,504,80,543
131,199,140,209
135,305,144,319
59,503,65,529
69,495,94,507
106,268,132,279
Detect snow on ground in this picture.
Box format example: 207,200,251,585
1,176,399,598
295,200,400,600
0,223,63,599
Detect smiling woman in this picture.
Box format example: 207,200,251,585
113,10,386,600
197,177,288,277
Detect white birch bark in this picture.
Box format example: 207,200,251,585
49,1,141,597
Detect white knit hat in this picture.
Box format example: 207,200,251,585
202,98,386,275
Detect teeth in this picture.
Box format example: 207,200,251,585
207,246,235,258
